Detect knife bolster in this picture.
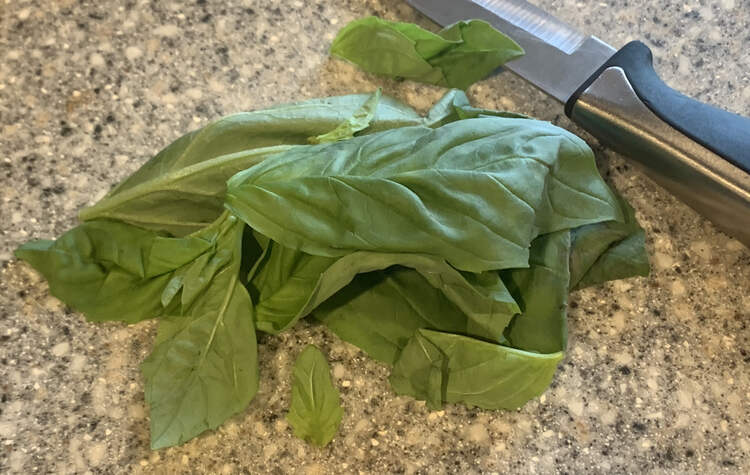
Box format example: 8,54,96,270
569,66,750,246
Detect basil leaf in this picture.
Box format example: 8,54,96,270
286,345,343,447
80,94,424,236
389,329,563,410
14,220,213,323
17,213,261,448
430,20,525,90
317,253,520,332
314,266,514,365
421,88,529,128
158,214,249,311
14,208,263,325
330,17,523,89
226,118,621,273
569,195,650,290
249,241,336,334
312,252,519,354
141,213,259,449
252,245,518,338
331,17,449,83
422,89,472,127
577,231,649,288
501,230,571,353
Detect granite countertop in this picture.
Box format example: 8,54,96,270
1,0,749,473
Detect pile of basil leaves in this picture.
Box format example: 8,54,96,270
16,88,648,449
15,18,648,451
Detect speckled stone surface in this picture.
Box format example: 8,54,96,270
1,0,749,473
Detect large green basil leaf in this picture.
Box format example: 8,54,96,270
330,17,523,89
315,265,516,365
501,230,571,354
141,213,258,449
389,329,563,410
18,213,261,447
314,253,519,338
14,220,221,324
15,222,172,324
315,268,466,365
79,94,424,236
14,211,259,325
252,247,518,338
286,345,343,447
226,117,622,273
569,195,650,290
248,241,336,334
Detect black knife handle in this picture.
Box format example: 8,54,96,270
565,41,750,246
566,41,750,174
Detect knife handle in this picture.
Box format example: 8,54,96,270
566,41,750,246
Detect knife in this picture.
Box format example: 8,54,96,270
406,0,750,246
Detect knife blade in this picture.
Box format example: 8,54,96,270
407,0,750,246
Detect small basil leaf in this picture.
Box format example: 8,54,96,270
286,345,343,447
431,20,524,90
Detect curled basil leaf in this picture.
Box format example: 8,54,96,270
331,17,524,89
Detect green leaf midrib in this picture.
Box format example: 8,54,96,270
80,144,297,221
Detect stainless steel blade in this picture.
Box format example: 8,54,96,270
406,0,616,103
475,0,586,54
